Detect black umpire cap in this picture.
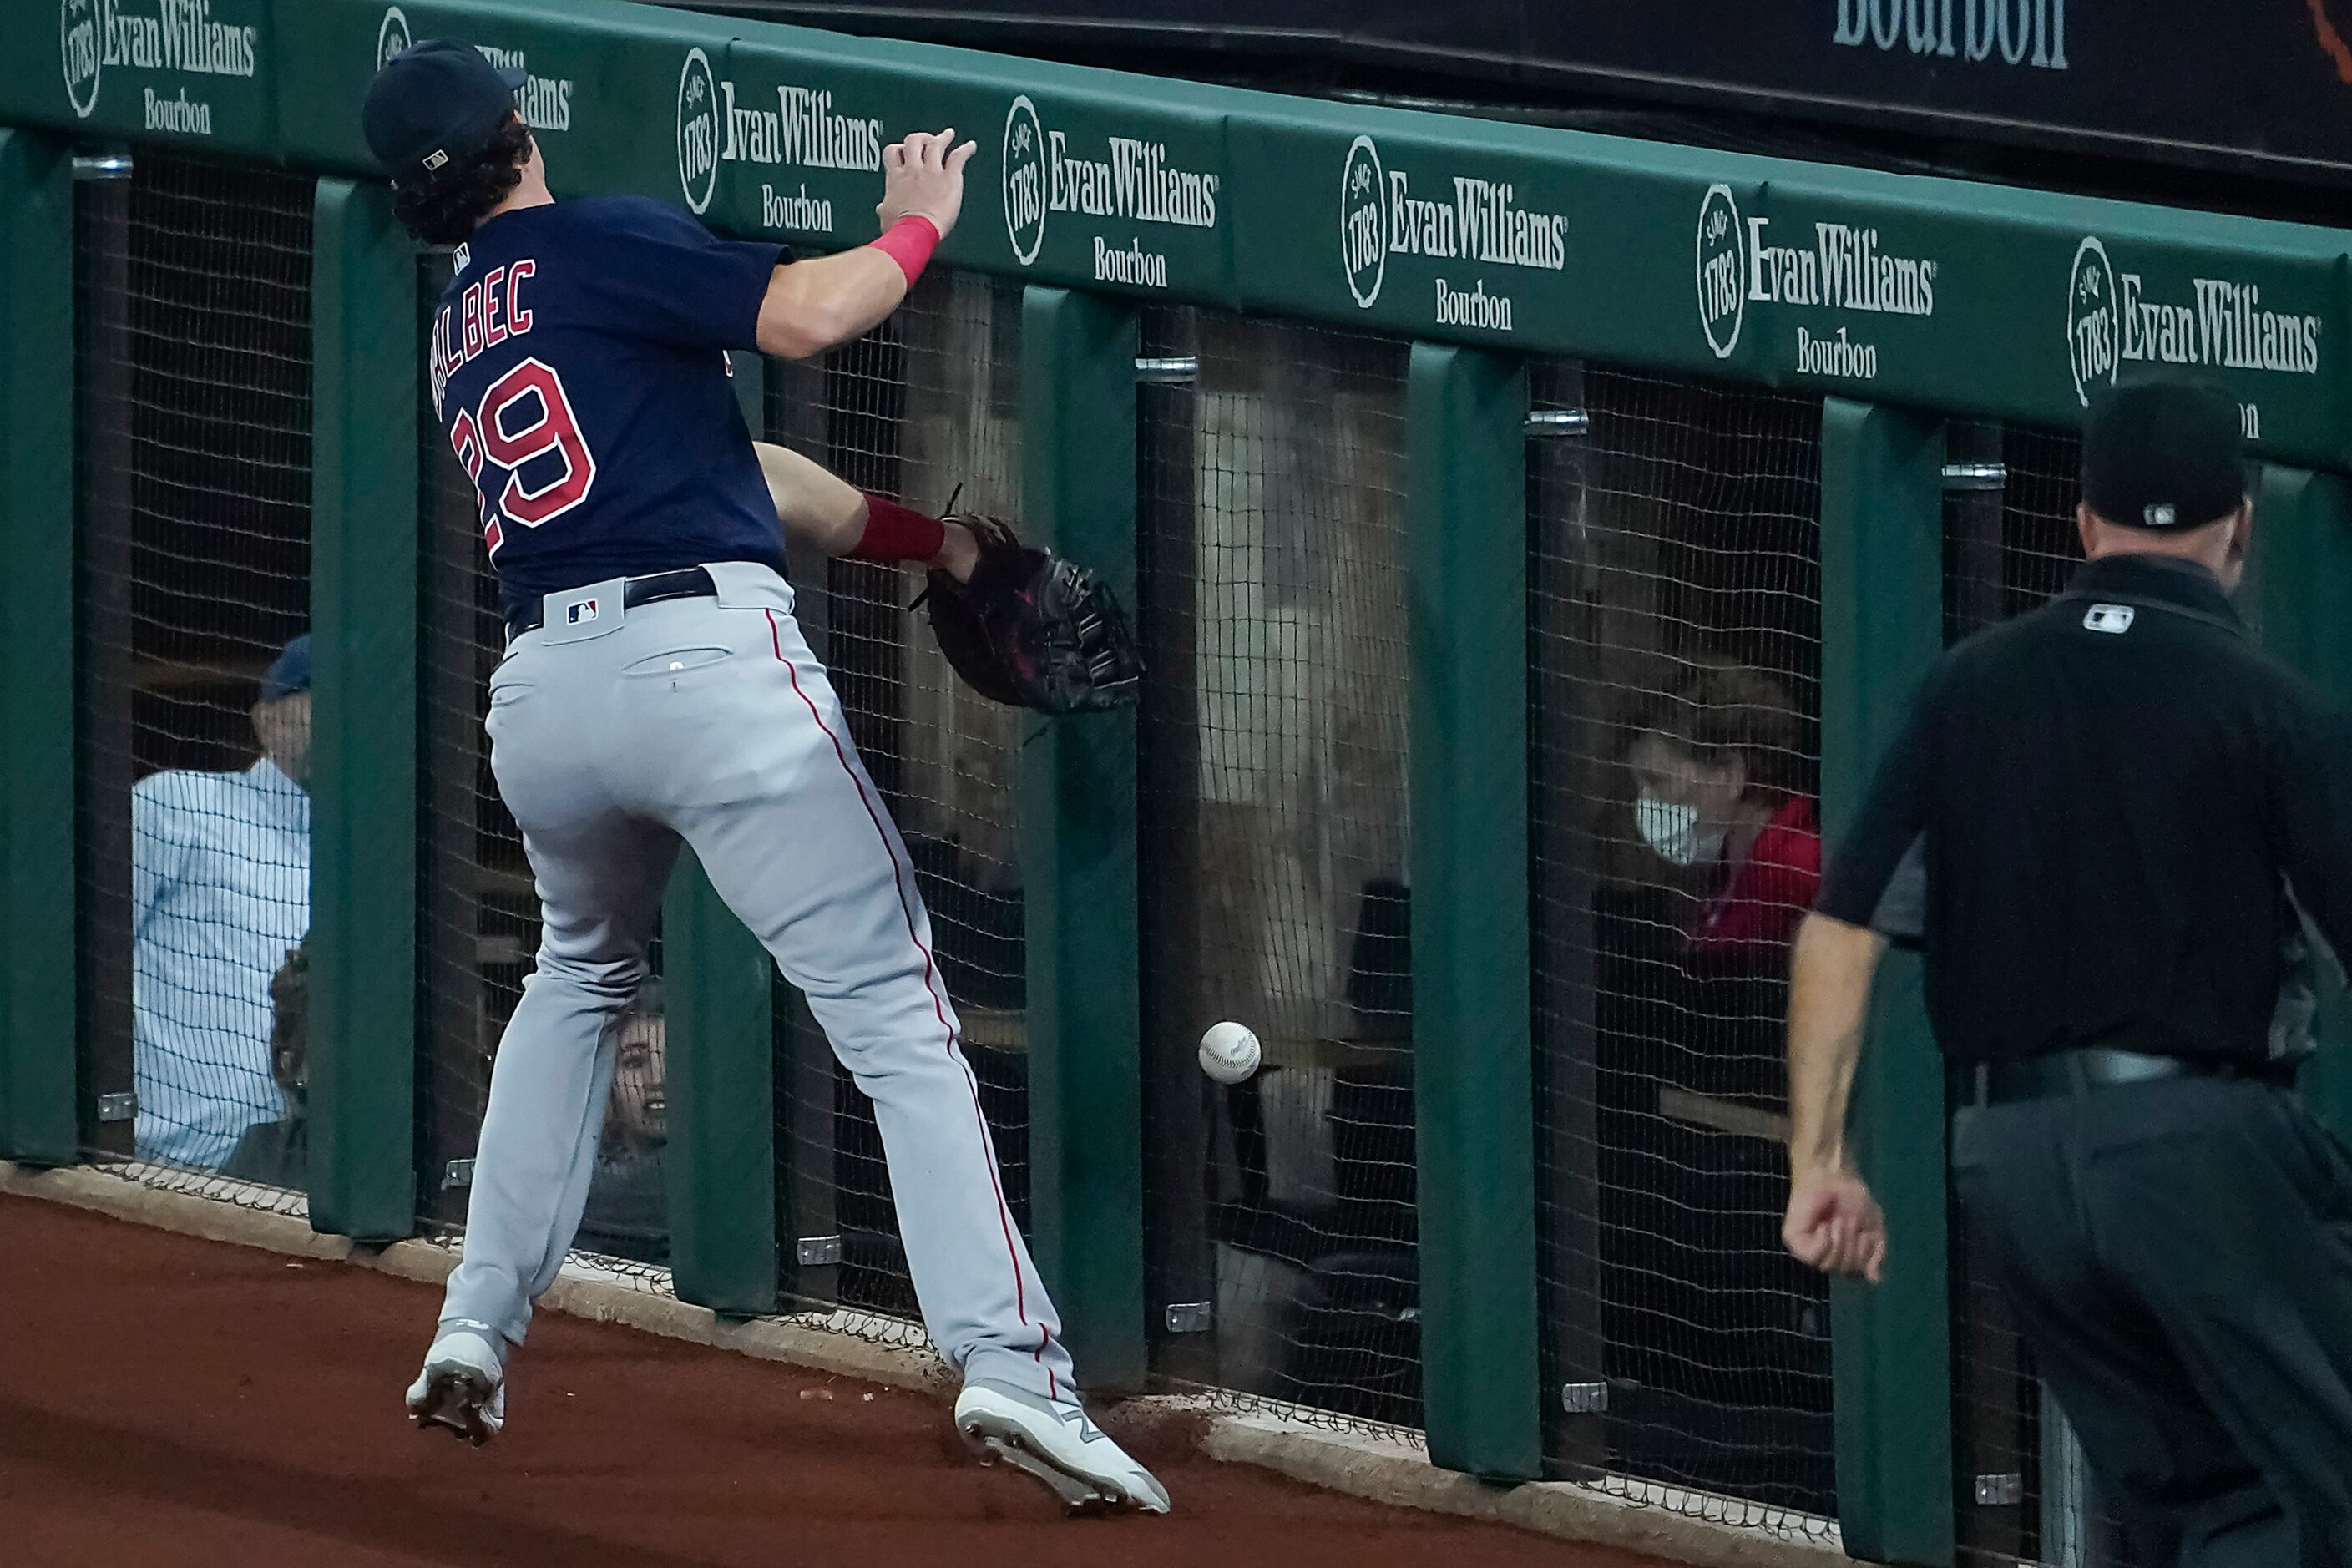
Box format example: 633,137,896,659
2080,372,2249,531
362,39,524,185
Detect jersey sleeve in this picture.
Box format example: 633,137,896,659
1816,667,1940,931
571,196,787,352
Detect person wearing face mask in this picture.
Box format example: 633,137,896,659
1594,659,1832,1505
131,634,313,1171
1626,661,1821,961
574,983,670,1265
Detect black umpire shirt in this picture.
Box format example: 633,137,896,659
1815,552,2352,1067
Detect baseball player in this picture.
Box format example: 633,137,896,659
361,39,1166,1513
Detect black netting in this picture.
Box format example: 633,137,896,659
1943,422,2135,1568
74,151,315,1212
1944,424,2084,645
1530,363,1834,1532
763,269,1029,1330
1136,311,1417,1429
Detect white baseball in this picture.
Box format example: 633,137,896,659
1197,1021,1262,1085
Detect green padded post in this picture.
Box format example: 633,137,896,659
307,178,419,1239
2250,466,2352,1144
663,848,780,1317
1019,285,1146,1392
1818,397,1955,1566
0,129,78,1168
660,347,782,1317
1405,341,1540,1482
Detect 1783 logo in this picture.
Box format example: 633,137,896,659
675,47,720,215
1340,135,1387,307
2065,236,2118,407
61,0,103,115
375,4,410,70
1695,184,1747,358
1001,95,1046,266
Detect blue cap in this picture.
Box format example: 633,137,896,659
260,635,312,703
362,38,525,185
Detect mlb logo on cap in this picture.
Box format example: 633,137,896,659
568,598,599,625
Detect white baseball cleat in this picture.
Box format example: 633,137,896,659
404,1321,507,1447
953,1378,1171,1514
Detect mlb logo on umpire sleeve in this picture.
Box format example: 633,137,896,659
2084,603,2136,635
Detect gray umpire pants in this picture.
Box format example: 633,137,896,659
438,560,1075,1402
1952,1075,2352,1567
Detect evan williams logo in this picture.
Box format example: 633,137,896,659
676,48,720,215
999,95,1220,270
62,0,259,120
716,81,881,172
475,43,572,135
2065,236,2325,407
1339,134,1568,311
1696,185,1936,362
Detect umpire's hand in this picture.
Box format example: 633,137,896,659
1784,1169,1887,1282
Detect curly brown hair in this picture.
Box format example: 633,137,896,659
1641,658,1808,803
390,114,532,246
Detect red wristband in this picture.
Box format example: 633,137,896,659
869,215,940,287
852,492,947,564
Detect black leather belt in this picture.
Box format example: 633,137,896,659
1956,1047,2282,1108
508,567,716,637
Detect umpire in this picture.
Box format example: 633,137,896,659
1783,371,2352,1565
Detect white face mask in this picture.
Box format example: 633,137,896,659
1636,795,1727,868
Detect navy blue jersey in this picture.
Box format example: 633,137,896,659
427,195,789,620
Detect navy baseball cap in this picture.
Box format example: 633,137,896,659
362,38,525,185
2080,372,2248,530
260,635,312,703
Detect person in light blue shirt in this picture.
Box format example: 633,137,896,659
133,635,313,1171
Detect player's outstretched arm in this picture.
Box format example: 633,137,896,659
756,440,865,555
755,129,977,361
754,440,980,579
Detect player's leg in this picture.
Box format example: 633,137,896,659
665,647,1063,1394
439,808,680,1338
620,585,1162,1509
412,649,681,1443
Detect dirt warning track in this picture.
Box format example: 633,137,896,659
0,1193,1667,1568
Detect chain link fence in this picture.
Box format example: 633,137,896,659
1530,364,1834,1531
1135,310,1417,1428
73,150,315,1215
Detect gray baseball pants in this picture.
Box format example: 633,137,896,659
437,560,1074,1402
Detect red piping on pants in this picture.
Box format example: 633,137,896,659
766,609,1055,1396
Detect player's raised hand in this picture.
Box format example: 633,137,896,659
878,129,979,242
